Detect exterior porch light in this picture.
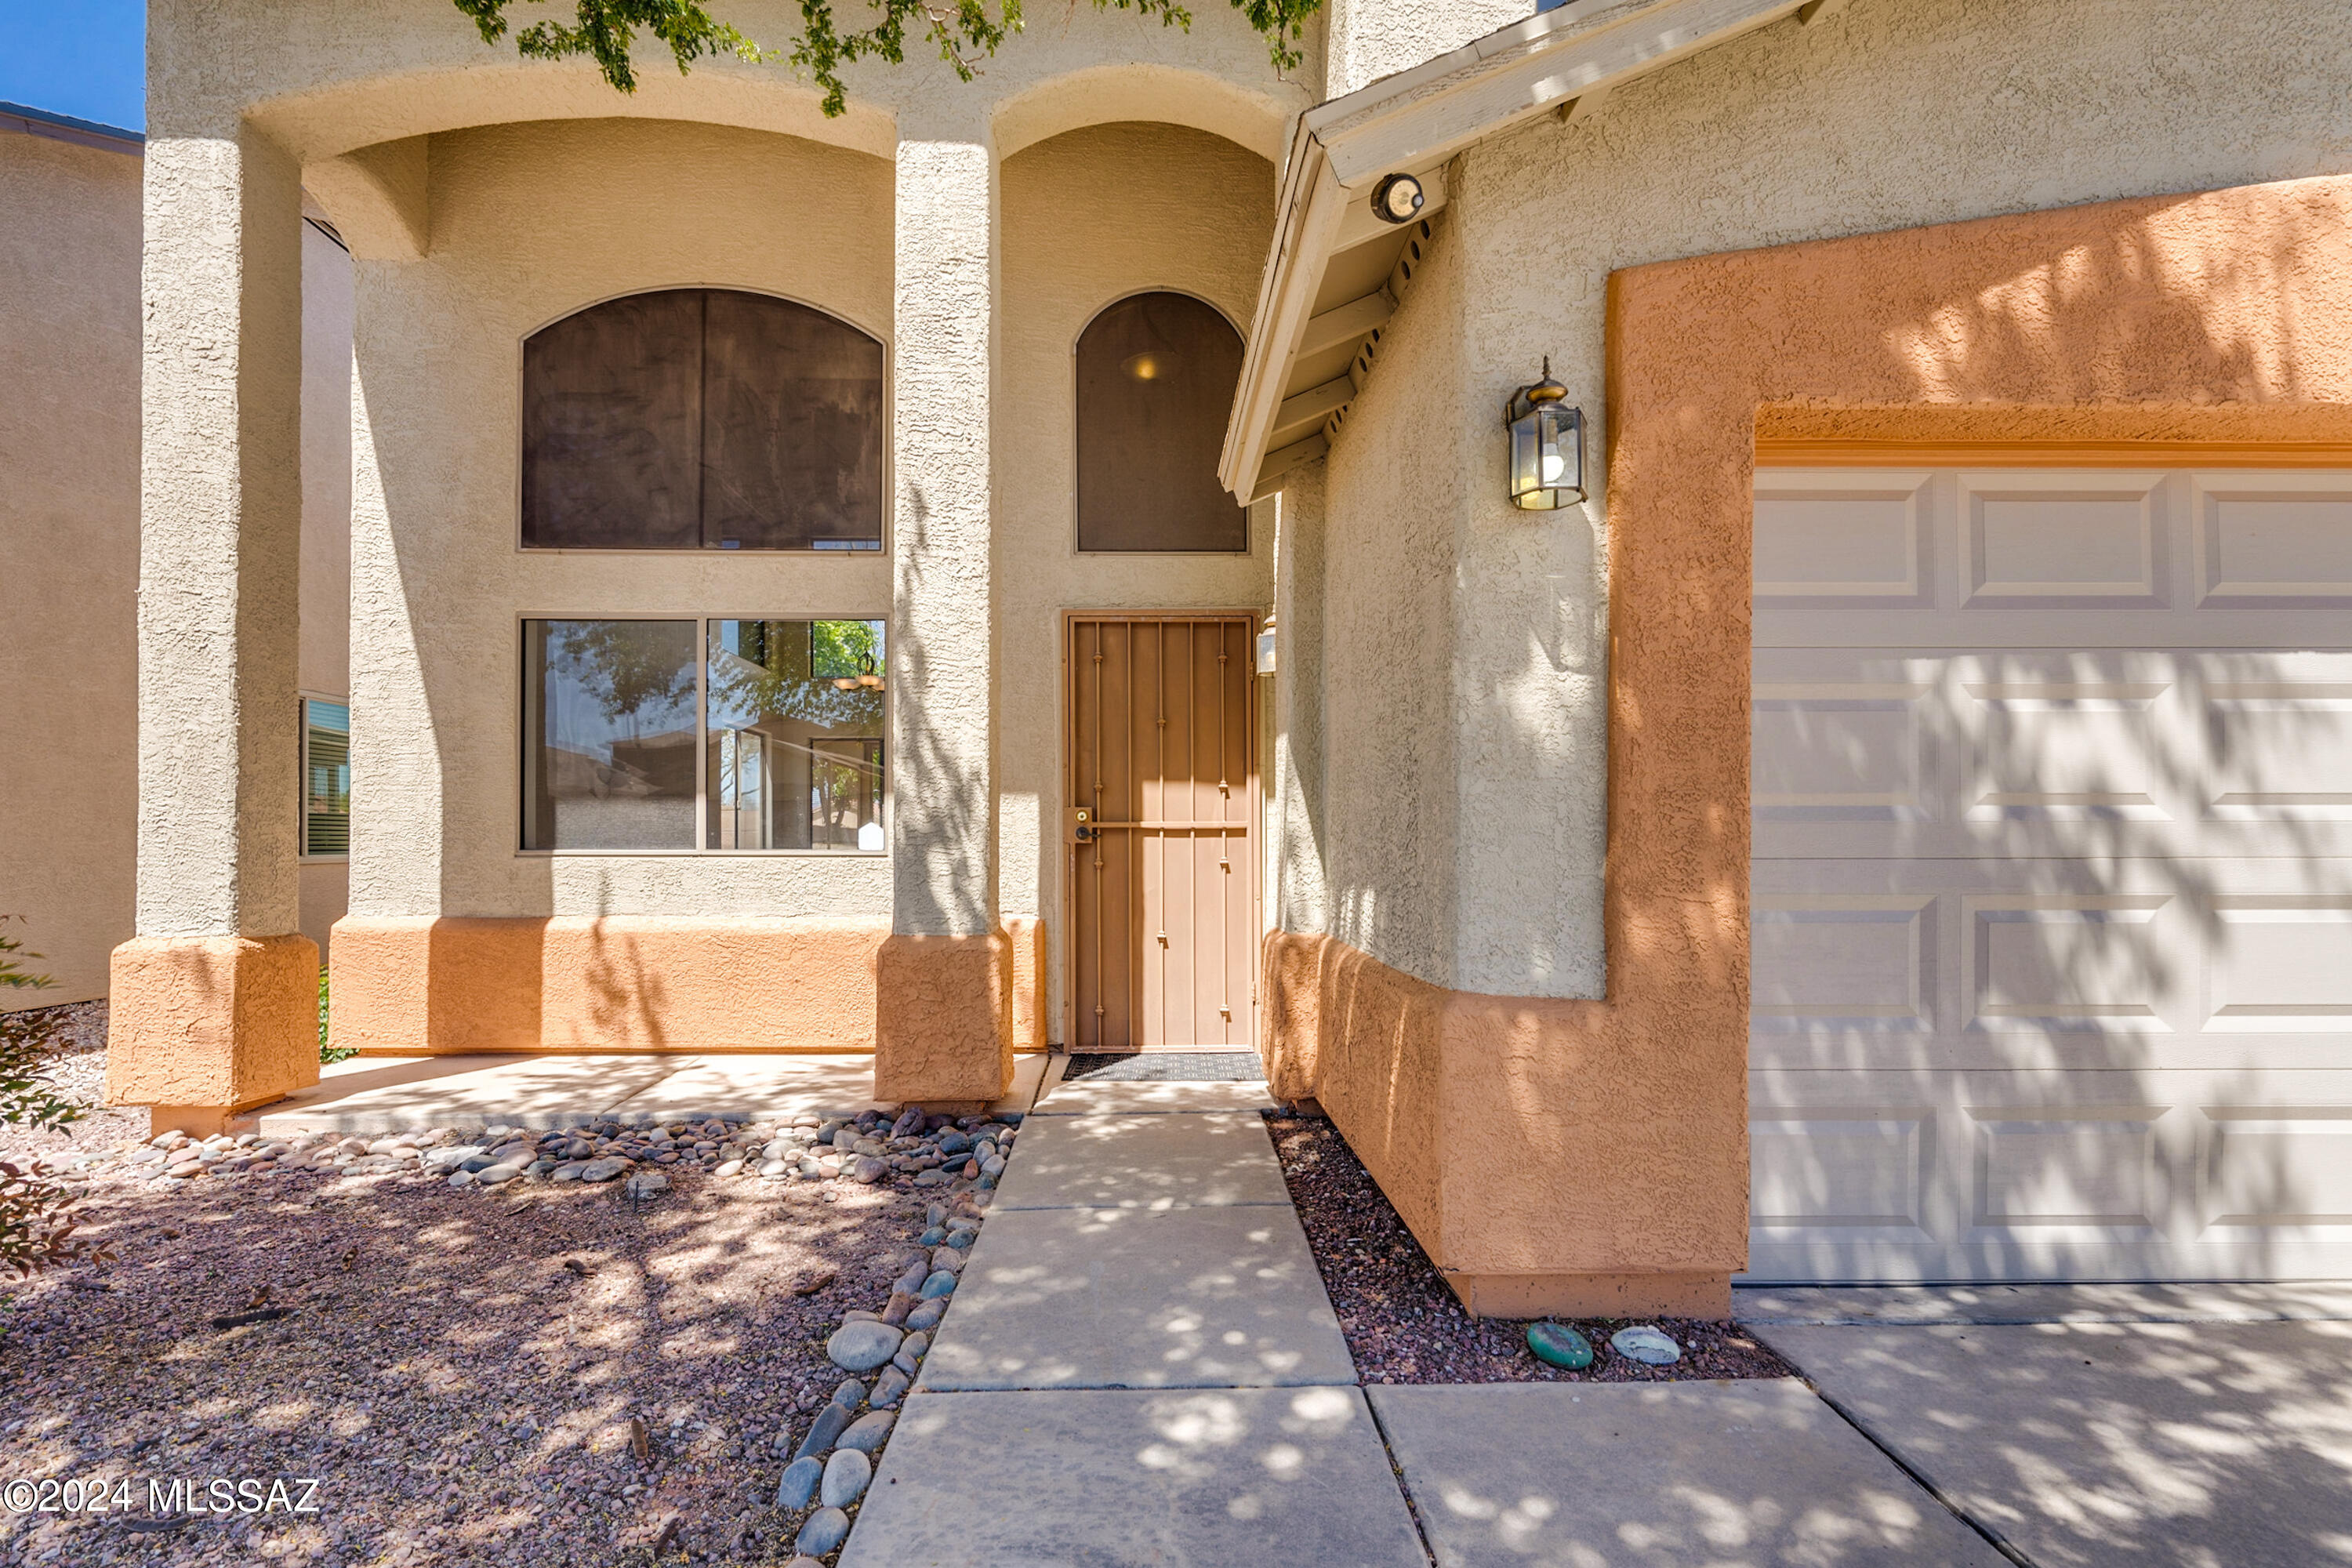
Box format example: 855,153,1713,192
1370,172,1425,225
1504,358,1584,510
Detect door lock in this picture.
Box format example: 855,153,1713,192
1069,807,1097,845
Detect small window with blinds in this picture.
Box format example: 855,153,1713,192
301,698,350,858
1076,292,1247,553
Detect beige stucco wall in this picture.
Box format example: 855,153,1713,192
2,127,355,1004
997,122,1277,1043
1316,212,1472,988
1270,465,1328,938
1315,0,2352,1001
1322,0,1532,96
0,131,143,1006
346,117,896,922
298,218,356,960
151,0,1308,169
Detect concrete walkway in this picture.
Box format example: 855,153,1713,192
1749,1288,2352,1568
837,1072,2009,1568
232,1050,1051,1134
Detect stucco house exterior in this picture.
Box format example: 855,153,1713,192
111,0,2352,1314
1,100,353,1010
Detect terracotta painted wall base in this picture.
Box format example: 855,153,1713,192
105,933,321,1125
1444,1270,1732,1319
1261,930,1747,1317
327,916,896,1054
874,931,1014,1105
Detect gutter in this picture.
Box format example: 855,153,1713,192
1219,0,1830,499
0,100,143,156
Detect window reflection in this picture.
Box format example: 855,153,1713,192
522,619,699,850
706,619,886,851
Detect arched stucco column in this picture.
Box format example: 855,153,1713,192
105,118,319,1134
875,103,1012,1107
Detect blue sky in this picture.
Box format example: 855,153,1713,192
1,0,145,132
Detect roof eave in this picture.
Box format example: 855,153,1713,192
1221,0,1817,499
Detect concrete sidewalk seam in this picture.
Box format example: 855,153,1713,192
1359,1381,1443,1568
1802,1379,2042,1568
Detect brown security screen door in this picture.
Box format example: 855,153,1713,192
1069,615,1260,1049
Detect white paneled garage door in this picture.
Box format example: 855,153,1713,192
1748,466,2352,1283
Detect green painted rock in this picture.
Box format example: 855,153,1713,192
1526,1321,1595,1370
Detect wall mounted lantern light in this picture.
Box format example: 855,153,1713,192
1504,358,1584,510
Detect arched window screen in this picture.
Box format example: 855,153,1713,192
521,289,884,550
1076,292,1247,553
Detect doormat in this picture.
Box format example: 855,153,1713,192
1062,1052,1265,1082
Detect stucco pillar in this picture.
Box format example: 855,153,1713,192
875,108,1011,1106
1261,464,1330,1104
107,121,319,1134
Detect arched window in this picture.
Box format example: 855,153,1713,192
1076,292,1247,553
521,289,884,550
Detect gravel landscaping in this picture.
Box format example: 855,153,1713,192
0,1010,1017,1567
1265,1112,1795,1384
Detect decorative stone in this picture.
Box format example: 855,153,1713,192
446,1171,476,1189
830,1377,867,1410
623,1171,671,1198
820,1448,871,1508
836,1411,894,1454
578,1158,629,1183
869,1366,911,1409
904,1301,945,1333
797,1506,851,1556
423,1145,485,1172
476,1163,526,1186
1526,1322,1595,1370
792,1402,852,1462
943,1229,975,1250
826,1320,905,1373
852,1155,889,1185
1610,1325,1682,1366
551,1164,586,1183
918,1269,957,1299
773,1457,822,1510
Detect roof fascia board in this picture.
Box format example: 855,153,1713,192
0,100,143,156
1220,132,1347,492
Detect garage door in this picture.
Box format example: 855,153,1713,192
1748,465,2352,1283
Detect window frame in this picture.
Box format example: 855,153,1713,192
298,692,351,863
1069,286,1254,558
512,286,895,557
514,612,894,858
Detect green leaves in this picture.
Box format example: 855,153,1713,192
0,923,83,1136
0,921,100,1279
454,0,771,93
453,0,1324,116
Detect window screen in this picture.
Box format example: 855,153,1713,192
1076,292,1247,553
302,699,350,858
522,289,884,551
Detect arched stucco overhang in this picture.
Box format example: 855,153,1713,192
990,62,1298,166
260,64,891,260
279,58,1295,260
